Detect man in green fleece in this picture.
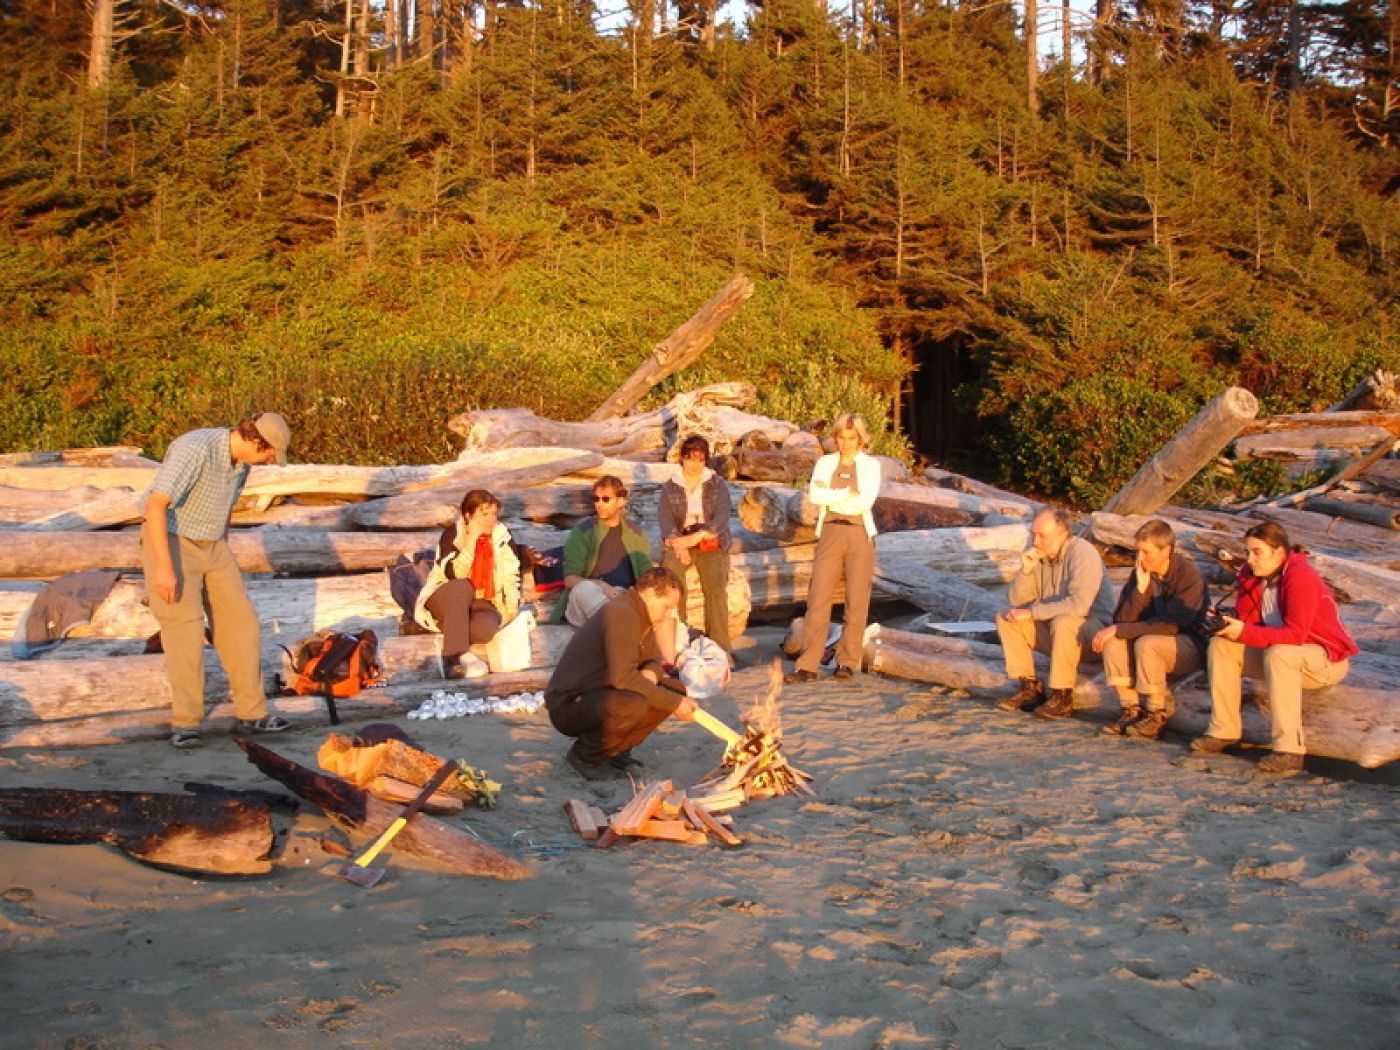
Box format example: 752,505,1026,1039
551,475,655,625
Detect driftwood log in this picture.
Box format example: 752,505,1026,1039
237,739,530,880
922,467,1043,517
0,787,275,875
0,629,570,749
0,446,155,468
587,275,756,421
449,382,756,458
865,626,1400,769
1330,369,1398,412
872,557,1004,622
1234,426,1397,463
1090,511,1400,605
739,482,1012,545
1299,496,1399,531
1103,387,1259,516
0,530,439,579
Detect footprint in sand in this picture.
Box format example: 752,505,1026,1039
1016,860,1060,888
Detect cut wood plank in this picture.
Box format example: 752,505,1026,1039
629,819,707,844
565,799,604,841
587,275,756,421
367,776,464,815
0,786,274,876
683,799,742,846
237,739,530,880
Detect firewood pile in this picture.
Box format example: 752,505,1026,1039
566,782,742,848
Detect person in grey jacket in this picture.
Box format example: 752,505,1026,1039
995,508,1114,719
659,434,733,655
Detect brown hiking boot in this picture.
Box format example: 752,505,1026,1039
1125,711,1168,740
997,678,1045,713
1257,751,1304,774
1101,708,1141,736
1034,688,1074,720
1189,735,1241,755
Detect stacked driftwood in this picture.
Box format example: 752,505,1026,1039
1,313,1395,771
867,374,1400,769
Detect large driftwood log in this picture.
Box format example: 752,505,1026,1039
9,449,603,532
450,382,756,457
587,275,756,421
1330,369,1398,412
922,467,1042,518
237,740,530,880
1090,511,1400,604
0,485,126,524
1234,426,1396,462
1103,387,1260,516
865,626,1400,769
873,525,1031,585
0,629,571,730
1299,496,1399,530
0,446,154,468
739,482,1012,544
871,557,1004,622
0,787,275,875
1236,409,1400,438
0,530,445,580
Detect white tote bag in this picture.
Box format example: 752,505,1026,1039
485,610,536,673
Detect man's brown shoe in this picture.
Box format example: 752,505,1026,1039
1101,708,1141,736
1125,711,1168,740
1034,688,1074,720
997,678,1045,713
1257,751,1304,774
1189,735,1241,755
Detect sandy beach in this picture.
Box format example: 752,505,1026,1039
2,627,1397,1049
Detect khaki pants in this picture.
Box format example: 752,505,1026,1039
996,612,1104,691
796,523,875,673
142,535,266,731
1206,637,1349,755
1102,634,1203,711
564,580,613,627
663,548,731,653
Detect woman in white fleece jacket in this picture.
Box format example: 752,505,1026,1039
785,414,882,683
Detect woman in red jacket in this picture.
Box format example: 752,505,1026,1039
1191,522,1358,773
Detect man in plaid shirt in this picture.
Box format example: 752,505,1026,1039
141,412,294,748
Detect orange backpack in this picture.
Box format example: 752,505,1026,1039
283,629,384,724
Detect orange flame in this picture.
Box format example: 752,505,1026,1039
742,658,785,735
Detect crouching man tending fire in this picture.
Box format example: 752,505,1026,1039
545,567,698,780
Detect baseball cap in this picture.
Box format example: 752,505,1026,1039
253,412,292,466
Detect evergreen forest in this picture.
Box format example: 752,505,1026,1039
3,0,1398,505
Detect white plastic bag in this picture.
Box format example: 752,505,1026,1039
485,609,536,673
677,634,730,700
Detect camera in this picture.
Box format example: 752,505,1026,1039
1194,606,1233,636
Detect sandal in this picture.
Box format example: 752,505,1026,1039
170,730,204,749
236,715,291,734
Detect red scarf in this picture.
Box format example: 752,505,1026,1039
468,533,495,601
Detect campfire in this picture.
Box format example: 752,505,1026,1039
688,664,814,810
567,662,814,847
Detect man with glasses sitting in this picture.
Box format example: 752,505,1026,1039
550,475,657,629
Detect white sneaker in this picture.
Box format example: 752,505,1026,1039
460,654,490,679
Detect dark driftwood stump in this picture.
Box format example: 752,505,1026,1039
0,787,275,876
237,739,530,881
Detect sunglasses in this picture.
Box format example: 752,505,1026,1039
592,495,617,503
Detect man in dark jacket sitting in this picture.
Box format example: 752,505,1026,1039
545,567,697,780
1091,519,1209,740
